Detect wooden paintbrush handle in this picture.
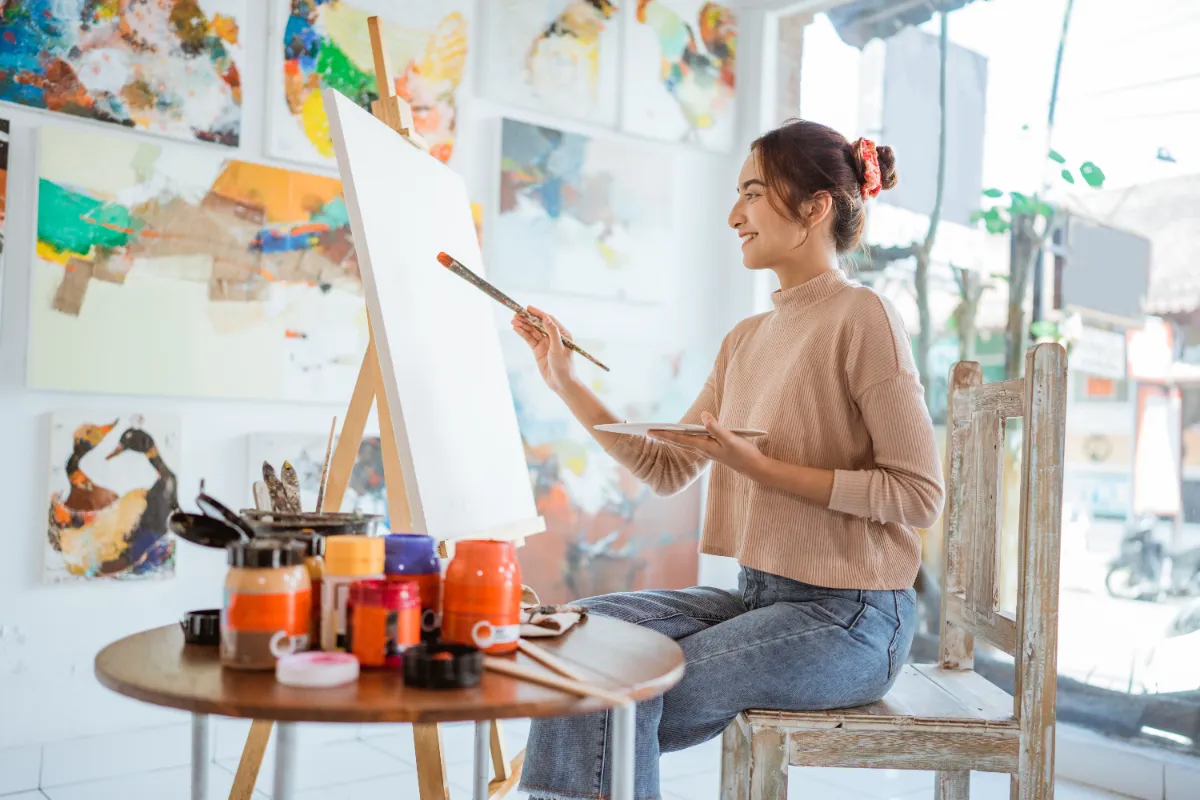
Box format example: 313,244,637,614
517,639,587,682
484,656,630,706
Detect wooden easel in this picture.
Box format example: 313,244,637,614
227,17,527,800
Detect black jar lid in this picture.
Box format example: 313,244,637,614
227,539,307,568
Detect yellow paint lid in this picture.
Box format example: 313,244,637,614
323,535,385,576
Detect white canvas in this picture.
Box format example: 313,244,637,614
324,88,543,542
245,432,390,529
621,0,738,151
478,0,621,126
44,412,181,583
266,0,471,166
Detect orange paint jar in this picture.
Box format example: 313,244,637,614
347,579,420,668
441,540,522,654
221,540,312,671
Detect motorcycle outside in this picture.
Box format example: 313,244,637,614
1105,513,1200,601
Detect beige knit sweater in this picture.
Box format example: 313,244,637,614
604,269,944,590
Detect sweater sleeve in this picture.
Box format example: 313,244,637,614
600,327,741,497
827,295,945,528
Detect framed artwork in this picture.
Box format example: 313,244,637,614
45,412,180,583
493,118,674,305
478,0,621,126
246,432,389,530
502,335,703,602
621,0,737,151
29,124,369,402
0,0,244,146
267,0,470,165
0,118,8,291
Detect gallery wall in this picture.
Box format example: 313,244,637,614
0,0,765,749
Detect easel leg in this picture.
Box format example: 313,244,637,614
413,723,450,800
228,720,273,800
322,336,379,512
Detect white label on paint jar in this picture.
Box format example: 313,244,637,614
472,620,520,649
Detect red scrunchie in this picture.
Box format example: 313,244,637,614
859,139,882,200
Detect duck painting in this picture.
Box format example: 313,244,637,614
44,413,181,583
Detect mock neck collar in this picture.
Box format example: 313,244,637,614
770,269,853,311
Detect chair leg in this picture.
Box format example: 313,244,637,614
936,771,970,799
748,727,788,800
1012,768,1053,800
720,721,749,800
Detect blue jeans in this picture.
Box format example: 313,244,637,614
519,566,917,800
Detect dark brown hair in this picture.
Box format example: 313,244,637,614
751,119,897,253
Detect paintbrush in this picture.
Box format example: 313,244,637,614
280,462,302,514
315,417,337,513
262,462,289,513
436,252,610,372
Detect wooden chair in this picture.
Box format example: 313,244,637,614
720,343,1068,800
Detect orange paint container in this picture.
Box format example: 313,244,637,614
441,540,522,654
347,579,421,668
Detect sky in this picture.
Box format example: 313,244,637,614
802,0,1200,195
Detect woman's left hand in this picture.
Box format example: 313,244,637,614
649,412,766,478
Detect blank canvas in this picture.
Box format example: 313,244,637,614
323,88,542,542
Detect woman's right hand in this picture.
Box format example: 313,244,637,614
511,306,577,396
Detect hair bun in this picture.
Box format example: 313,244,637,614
876,145,898,191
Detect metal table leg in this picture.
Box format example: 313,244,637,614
191,713,210,800
473,720,491,800
274,722,298,800
611,702,635,800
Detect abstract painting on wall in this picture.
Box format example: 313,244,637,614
479,0,620,126
269,0,469,165
622,0,737,151
502,335,703,602
494,118,673,304
29,124,369,402
0,0,244,146
246,433,389,530
0,118,8,280
45,412,180,583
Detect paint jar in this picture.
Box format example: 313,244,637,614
441,540,522,655
320,535,385,652
384,533,442,639
221,540,311,671
347,579,421,668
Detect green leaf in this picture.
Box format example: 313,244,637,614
976,206,1011,235
1037,201,1056,218
990,272,1011,283
1021,124,1031,131
982,188,1004,199
1080,161,1106,188
1030,320,1059,339
1048,149,1067,164
1061,169,1076,184
1010,191,1034,214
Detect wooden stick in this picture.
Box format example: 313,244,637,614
517,639,588,682
315,416,337,514
484,656,629,706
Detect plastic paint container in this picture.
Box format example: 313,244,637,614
276,651,360,688
384,533,442,638
222,540,311,670
347,579,421,668
441,540,522,655
320,536,385,652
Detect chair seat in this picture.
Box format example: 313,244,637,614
736,664,1020,772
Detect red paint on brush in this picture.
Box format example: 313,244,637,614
436,252,454,268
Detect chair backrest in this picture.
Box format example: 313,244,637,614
937,343,1068,729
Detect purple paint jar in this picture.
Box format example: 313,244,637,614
383,534,441,639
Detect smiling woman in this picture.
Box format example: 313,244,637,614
508,118,940,800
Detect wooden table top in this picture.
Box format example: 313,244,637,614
94,617,685,724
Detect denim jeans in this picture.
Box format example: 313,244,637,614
519,566,917,800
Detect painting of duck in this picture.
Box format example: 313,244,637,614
47,420,120,552
44,414,181,583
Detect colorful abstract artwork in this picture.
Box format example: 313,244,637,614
45,412,180,583
494,119,673,304
270,0,468,165
0,0,244,146
0,118,8,275
29,124,369,402
622,0,737,151
246,433,388,530
502,335,703,602
479,0,621,125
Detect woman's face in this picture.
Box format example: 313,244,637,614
728,153,808,270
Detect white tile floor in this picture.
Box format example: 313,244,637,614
0,720,1141,800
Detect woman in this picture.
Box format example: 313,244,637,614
511,119,945,800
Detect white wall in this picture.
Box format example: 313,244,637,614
0,0,763,749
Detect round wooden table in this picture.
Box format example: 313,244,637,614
95,616,685,800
